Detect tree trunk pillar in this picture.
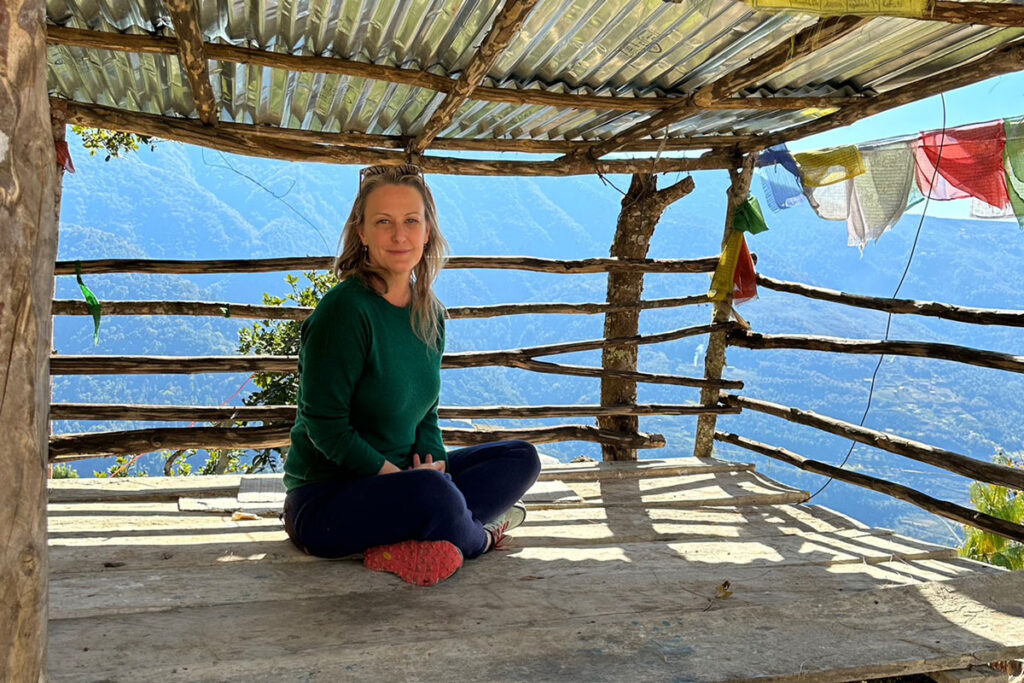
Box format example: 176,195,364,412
693,153,757,459
599,173,694,461
1,1,59,679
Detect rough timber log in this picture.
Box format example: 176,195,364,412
45,27,862,120
162,0,218,126
569,17,866,162
48,425,666,460
52,294,713,321
407,0,540,155
49,403,739,422
755,39,1024,150
0,0,56,677
726,331,1024,374
716,431,1024,543
49,323,735,375
757,274,1024,327
694,152,758,459
54,254,720,276
60,99,733,177
600,173,697,461
722,395,1024,491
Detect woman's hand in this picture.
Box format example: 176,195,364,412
377,460,403,475
410,453,446,473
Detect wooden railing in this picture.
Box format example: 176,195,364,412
52,253,1024,544
699,276,1024,544
50,254,737,461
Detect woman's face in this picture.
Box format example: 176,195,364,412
358,183,430,284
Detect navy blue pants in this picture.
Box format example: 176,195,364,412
283,440,540,560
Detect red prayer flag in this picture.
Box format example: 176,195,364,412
914,121,1009,208
733,234,757,305
55,140,76,174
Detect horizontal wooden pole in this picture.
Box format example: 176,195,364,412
49,402,739,422
53,300,309,321
509,358,743,390
754,41,1024,151
60,99,734,176
55,255,719,276
49,361,740,394
50,355,295,375
757,274,1024,328
445,322,735,367
727,330,1024,374
52,294,713,321
51,323,735,375
722,394,1024,491
46,26,864,118
49,424,665,460
715,431,1024,544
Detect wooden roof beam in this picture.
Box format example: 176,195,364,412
46,26,866,116
749,38,1024,150
161,0,217,126
406,0,541,157
59,99,735,176
564,16,868,163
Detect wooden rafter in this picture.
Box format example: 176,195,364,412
60,99,736,176
407,0,541,156
564,16,868,163
45,26,864,120
161,0,217,126
753,38,1024,149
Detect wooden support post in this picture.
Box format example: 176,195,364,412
600,173,696,460
693,152,757,459
47,96,69,480
1,0,59,677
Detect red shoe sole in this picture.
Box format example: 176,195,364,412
363,540,463,586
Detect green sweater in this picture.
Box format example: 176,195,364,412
284,277,447,492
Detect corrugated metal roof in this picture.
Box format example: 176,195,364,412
44,0,1024,144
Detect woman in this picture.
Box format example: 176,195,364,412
282,164,541,586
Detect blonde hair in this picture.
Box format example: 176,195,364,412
333,165,449,351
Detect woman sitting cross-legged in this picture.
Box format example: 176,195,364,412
282,164,541,586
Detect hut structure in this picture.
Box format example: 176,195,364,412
4,0,1024,679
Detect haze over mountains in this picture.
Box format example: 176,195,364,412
53,137,1024,545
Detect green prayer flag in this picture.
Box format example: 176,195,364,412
734,195,769,235
1004,116,1024,230
74,261,102,346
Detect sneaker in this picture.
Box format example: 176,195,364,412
363,540,463,586
485,500,527,534
482,501,527,552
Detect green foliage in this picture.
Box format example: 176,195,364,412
959,450,1024,570
94,455,149,478
237,271,338,471
52,463,80,479
163,448,245,476
71,125,155,161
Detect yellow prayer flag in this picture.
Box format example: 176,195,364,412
744,0,929,17
709,231,746,303
794,146,866,188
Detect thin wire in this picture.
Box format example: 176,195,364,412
201,150,332,253
808,92,948,501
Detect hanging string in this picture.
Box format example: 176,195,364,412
201,150,332,253
808,92,948,501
